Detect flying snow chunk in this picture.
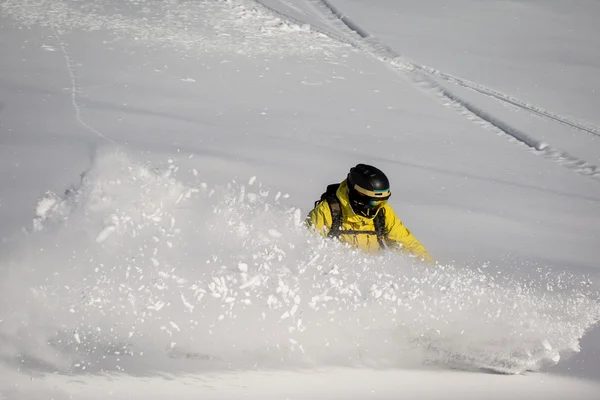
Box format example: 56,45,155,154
239,275,261,289
35,192,59,217
148,301,165,311
33,191,61,230
248,176,257,185
293,208,303,226
268,229,282,238
181,294,194,312
96,225,116,243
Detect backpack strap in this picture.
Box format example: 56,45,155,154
327,195,387,248
315,183,340,208
325,194,343,238
373,209,387,249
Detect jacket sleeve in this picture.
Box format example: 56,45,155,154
384,207,434,264
305,201,333,238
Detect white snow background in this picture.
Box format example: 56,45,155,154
0,0,599,399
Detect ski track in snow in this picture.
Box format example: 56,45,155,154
50,24,116,145
421,67,600,139
0,0,345,148
2,0,598,179
250,0,600,181
312,0,600,139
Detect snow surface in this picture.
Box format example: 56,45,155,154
1,0,599,399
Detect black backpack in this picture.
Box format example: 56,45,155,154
315,183,388,248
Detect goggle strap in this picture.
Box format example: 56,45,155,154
352,184,391,198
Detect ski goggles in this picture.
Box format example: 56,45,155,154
366,198,388,208
350,184,391,208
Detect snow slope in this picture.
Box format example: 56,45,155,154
1,0,599,399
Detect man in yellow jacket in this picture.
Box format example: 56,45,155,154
306,164,433,263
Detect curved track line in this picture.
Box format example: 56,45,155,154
314,0,600,139
420,67,600,138
52,25,115,145
249,0,600,181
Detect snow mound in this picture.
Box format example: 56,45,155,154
0,148,598,376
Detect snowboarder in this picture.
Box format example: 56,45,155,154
306,163,433,263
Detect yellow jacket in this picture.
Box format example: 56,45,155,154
306,180,433,263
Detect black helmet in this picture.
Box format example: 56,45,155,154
347,164,391,218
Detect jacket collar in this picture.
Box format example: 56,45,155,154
336,179,383,220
